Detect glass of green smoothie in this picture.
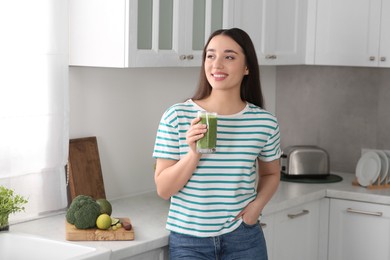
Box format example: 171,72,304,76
196,111,217,154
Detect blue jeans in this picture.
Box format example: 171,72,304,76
169,221,268,260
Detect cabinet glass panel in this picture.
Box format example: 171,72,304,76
211,0,223,33
159,0,173,50
137,0,153,49
192,0,206,50
192,0,223,51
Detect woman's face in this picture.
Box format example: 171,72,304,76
204,35,248,93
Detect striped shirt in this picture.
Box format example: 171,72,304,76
153,99,281,237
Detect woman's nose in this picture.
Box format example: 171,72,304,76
212,57,224,69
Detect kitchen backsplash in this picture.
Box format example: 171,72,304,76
70,65,389,199
275,65,390,173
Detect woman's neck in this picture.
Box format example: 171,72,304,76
195,92,246,115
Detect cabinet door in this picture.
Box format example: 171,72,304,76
122,246,169,260
379,0,390,67
315,0,382,67
260,214,274,260
131,0,182,67
232,0,307,65
329,199,390,260
69,0,128,67
183,0,228,66
272,200,320,260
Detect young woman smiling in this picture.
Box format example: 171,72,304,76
153,28,281,259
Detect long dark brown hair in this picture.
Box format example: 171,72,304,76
191,28,264,108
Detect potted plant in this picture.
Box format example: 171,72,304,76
0,186,28,231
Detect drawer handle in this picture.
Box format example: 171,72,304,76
346,208,383,217
265,54,277,59
287,209,309,219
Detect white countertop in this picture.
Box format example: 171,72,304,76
9,172,390,260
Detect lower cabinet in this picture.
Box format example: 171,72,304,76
260,214,274,260
121,198,390,260
328,199,390,260
262,199,329,260
121,246,169,260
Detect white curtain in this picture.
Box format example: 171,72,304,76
0,0,69,223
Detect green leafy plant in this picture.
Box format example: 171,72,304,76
0,186,28,229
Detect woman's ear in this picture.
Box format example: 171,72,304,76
245,66,249,75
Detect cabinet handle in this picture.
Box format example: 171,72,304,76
260,222,267,228
265,54,277,60
380,57,386,62
346,208,383,217
369,56,376,61
179,55,194,61
287,209,309,219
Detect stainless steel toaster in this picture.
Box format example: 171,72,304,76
281,145,330,177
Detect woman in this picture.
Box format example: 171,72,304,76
153,28,281,259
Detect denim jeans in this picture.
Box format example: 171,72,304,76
169,221,268,260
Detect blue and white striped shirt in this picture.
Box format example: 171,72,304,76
153,99,281,237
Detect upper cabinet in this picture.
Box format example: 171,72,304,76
314,0,390,67
231,0,309,65
70,0,390,68
69,0,234,68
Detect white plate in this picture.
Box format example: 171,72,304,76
355,151,381,187
384,151,390,183
376,150,389,184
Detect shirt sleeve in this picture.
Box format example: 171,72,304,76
152,108,180,161
258,118,282,162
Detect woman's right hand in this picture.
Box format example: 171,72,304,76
186,116,207,153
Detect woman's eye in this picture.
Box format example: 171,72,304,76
206,54,215,59
226,56,235,60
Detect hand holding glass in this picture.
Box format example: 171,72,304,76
196,111,217,154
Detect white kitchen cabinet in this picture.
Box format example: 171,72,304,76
263,199,328,260
231,0,309,65
315,0,390,67
260,214,274,260
69,0,233,68
120,246,168,260
328,199,390,260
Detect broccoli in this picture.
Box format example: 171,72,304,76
66,195,100,229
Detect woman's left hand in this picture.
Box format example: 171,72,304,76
234,200,262,225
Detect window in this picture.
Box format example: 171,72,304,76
0,0,69,223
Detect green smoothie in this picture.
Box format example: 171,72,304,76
197,111,217,153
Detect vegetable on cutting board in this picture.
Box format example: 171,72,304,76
66,195,100,229
65,195,134,241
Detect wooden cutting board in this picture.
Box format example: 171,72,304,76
68,137,106,201
65,217,134,241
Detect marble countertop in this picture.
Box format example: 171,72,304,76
9,172,390,260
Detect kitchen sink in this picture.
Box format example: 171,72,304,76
0,232,111,260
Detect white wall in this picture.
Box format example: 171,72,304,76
276,66,390,173
69,66,276,199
